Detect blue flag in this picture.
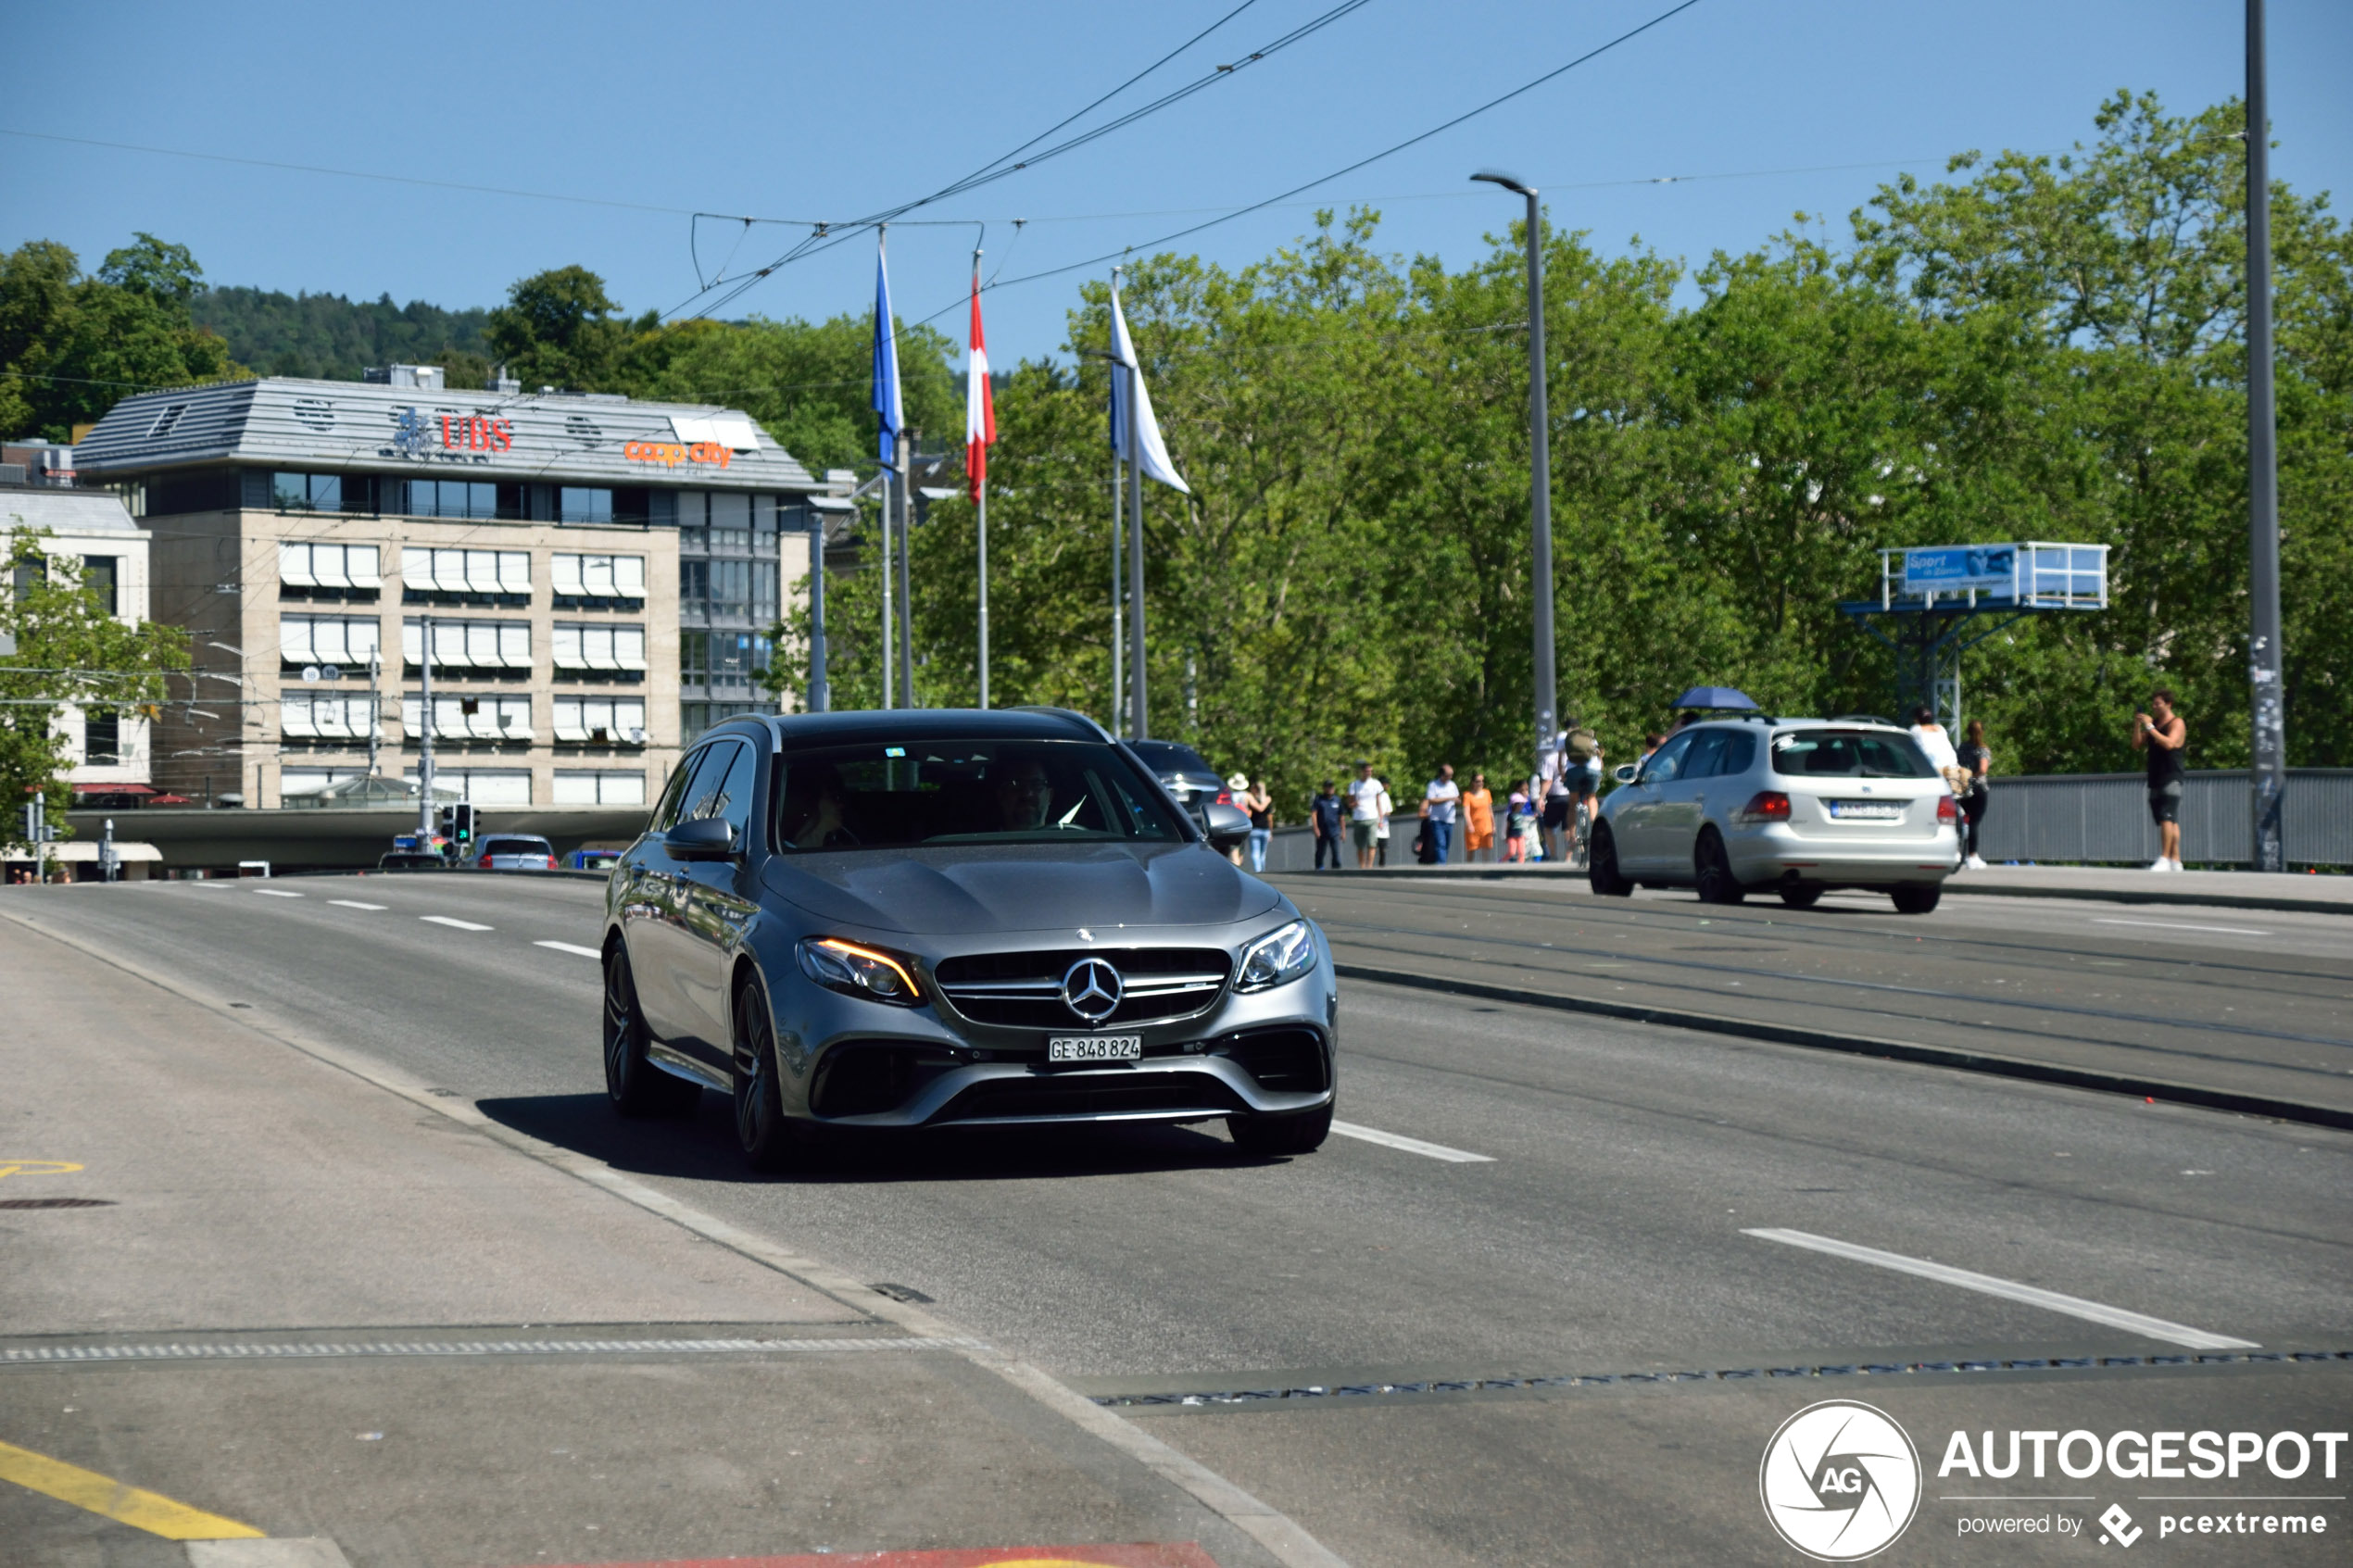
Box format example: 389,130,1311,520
872,237,904,464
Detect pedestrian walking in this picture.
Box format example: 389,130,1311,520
1910,705,1969,796
1463,772,1496,863
1504,782,1530,863
1538,739,1575,867
1374,774,1394,866
2133,690,2188,872
1421,764,1460,866
1311,780,1342,871
1956,719,1992,870
1347,760,1385,871
1241,775,1274,873
1223,773,1251,865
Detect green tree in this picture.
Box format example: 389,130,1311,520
0,233,240,440
1,526,191,836
484,265,628,392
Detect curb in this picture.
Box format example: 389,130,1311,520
1330,962,2353,1135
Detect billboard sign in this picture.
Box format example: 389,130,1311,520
1903,544,2016,595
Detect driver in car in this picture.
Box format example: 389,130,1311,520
995,756,1054,831
781,764,857,850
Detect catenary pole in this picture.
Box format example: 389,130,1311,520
807,508,828,712
2246,0,2286,872
1473,171,1557,778
1127,358,1149,741
416,614,434,840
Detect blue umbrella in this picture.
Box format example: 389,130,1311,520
1671,685,1759,711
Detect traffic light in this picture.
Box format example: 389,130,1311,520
441,801,475,847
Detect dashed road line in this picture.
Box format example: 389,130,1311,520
2094,917,2271,936
328,900,386,911
251,887,303,897
0,1436,263,1540
1742,1227,2259,1351
534,940,601,958
1328,1120,1494,1163
419,915,492,931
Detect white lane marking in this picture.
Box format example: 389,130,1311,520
2094,917,2270,936
534,940,601,959
1742,1227,2258,1351
419,915,492,931
1328,1120,1495,1164
330,900,386,911
251,888,304,897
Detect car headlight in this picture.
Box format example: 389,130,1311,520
1235,920,1316,993
797,937,924,1006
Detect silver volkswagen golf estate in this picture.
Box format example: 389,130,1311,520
1587,717,1960,912
600,708,1338,1169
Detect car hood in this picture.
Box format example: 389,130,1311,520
760,842,1283,936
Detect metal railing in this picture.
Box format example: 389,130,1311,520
1973,769,2352,868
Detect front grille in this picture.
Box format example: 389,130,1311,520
934,947,1229,1029
937,1071,1244,1123
1214,1027,1328,1093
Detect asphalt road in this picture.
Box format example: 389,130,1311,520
1274,872,2353,1119
5,872,2349,1567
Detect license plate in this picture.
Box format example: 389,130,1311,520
1048,1035,1142,1062
1828,800,1904,821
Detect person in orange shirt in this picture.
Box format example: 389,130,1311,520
1462,771,1497,863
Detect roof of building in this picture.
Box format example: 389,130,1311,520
0,484,141,535
72,377,818,493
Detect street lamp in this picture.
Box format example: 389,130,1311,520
1472,169,1558,780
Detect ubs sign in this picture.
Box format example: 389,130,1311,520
384,408,516,459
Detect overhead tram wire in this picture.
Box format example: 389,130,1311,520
910,0,1709,327
662,0,1377,323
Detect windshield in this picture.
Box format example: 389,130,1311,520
1769,729,1936,779
771,738,1190,851
1127,739,1217,779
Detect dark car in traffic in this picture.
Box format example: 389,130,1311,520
1126,738,1230,837
600,708,1337,1169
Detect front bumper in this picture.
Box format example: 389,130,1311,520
768,935,1339,1129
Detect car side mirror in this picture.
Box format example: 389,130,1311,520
1613,763,1640,785
1202,799,1251,852
662,816,738,860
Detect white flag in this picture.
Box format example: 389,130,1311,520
1108,284,1189,495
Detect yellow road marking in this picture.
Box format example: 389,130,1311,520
0,1438,264,1539
0,1160,82,1181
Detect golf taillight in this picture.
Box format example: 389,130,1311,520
1937,795,1960,823
1736,790,1792,823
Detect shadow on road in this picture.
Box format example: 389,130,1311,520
475,1091,1255,1186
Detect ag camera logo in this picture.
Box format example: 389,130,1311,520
1761,1399,1922,1561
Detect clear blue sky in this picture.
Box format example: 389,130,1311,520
5,0,2346,372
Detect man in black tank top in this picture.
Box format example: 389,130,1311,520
2133,688,2188,872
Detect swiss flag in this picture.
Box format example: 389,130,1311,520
966,269,995,502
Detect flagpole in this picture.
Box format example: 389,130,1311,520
878,473,894,711
807,507,828,713
897,434,916,707
1110,280,1125,737
972,247,991,711
1127,357,1148,742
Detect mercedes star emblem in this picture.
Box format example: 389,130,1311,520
1061,957,1125,1024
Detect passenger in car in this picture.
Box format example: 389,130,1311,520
995,756,1055,831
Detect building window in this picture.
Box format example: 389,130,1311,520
271,472,346,512
402,618,531,671
278,542,384,599
83,709,120,765
680,630,707,686
11,553,44,599
680,558,709,615
708,558,749,620
550,552,646,606
399,547,529,603
554,771,646,806
81,557,120,617
279,614,382,669
682,699,774,743
552,696,646,746
560,487,611,524
283,693,378,741
402,767,533,806
394,480,497,520
399,694,531,741
551,622,647,675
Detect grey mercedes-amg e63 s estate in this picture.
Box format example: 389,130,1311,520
600,708,1338,1169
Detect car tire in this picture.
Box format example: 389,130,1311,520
1588,822,1634,897
1695,830,1747,905
1779,884,1824,909
604,945,699,1118
1891,884,1942,915
1228,1102,1334,1157
733,972,814,1172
